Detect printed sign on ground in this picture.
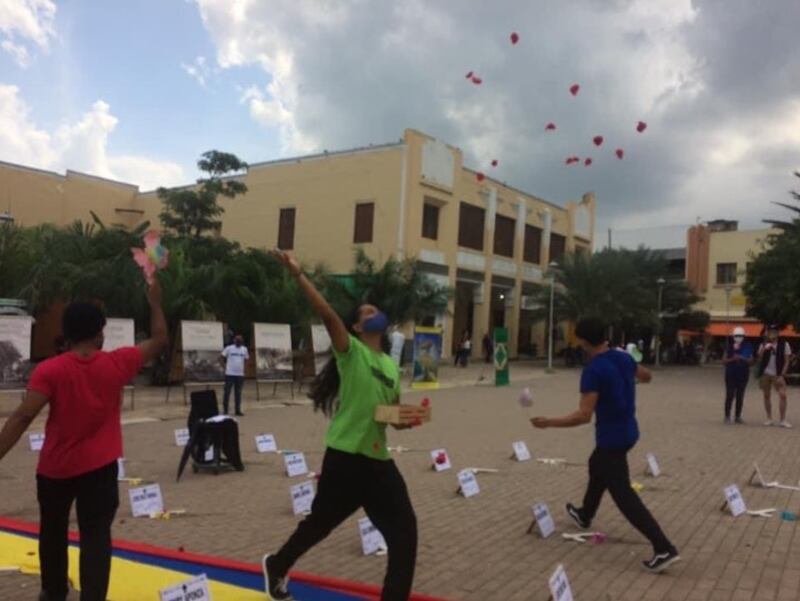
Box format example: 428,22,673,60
457,469,480,498
290,481,315,516
724,484,747,517
159,574,211,601
548,564,574,601
284,452,309,477
255,433,278,453
28,433,44,452
174,428,190,447
358,516,387,556
532,502,555,538
129,484,165,518
512,441,531,462
431,449,451,472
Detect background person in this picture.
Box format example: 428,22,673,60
722,326,753,424
756,325,793,428
221,334,249,416
0,281,167,601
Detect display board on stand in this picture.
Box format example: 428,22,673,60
254,323,294,400
412,326,442,390
0,316,33,391
178,321,225,404
103,318,137,409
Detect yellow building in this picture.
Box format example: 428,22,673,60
0,129,596,358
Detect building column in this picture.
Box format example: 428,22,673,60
507,198,529,357
477,186,497,346
540,208,553,266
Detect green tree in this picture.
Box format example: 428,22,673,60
158,151,248,238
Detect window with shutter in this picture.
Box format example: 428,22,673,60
422,202,440,240
524,225,542,264
549,233,566,263
493,214,515,257
353,202,375,243
458,202,485,251
278,207,296,250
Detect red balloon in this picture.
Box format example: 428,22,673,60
476,172,485,182
570,84,580,96
510,32,519,45
615,149,624,159
491,159,498,167
636,121,647,133
545,122,556,131
593,136,604,147
584,158,593,166
465,71,474,79
471,75,482,85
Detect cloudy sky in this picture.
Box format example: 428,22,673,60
1,0,798,247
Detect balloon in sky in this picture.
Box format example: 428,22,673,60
510,32,520,45
593,136,604,147
569,84,580,96
615,149,624,159
637,121,648,133
545,122,556,131
584,158,593,166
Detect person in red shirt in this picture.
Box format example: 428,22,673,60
0,281,167,601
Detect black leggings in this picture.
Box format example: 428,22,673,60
725,374,748,419
37,461,119,601
581,447,674,554
272,448,417,601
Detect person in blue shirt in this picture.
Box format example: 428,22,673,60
722,327,754,424
532,316,680,573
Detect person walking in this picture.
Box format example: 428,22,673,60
262,251,419,601
756,325,793,428
0,281,167,601
221,334,249,416
454,330,470,368
531,316,680,573
482,332,493,364
722,326,753,424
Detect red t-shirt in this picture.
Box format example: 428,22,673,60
27,347,143,479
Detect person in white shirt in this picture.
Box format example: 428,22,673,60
221,335,249,416
756,325,793,428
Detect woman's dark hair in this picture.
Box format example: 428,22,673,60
62,302,106,344
574,316,607,347
308,305,390,416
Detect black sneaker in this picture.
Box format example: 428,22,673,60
566,503,590,530
735,417,744,424
642,549,681,573
263,554,294,600
235,412,245,416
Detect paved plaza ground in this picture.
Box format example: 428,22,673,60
2,361,800,600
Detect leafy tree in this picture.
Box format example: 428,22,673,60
158,151,248,238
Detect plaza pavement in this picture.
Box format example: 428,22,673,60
2,361,800,600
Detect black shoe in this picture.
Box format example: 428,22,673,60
735,417,744,424
263,554,294,600
642,549,681,573
235,411,245,416
566,503,590,530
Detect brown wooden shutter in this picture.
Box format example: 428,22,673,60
354,202,374,243
458,202,485,251
524,224,542,264
493,214,515,257
549,233,566,263
278,208,295,250
422,202,440,240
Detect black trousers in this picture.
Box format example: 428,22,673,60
272,448,417,601
725,374,748,419
36,461,119,601
581,447,674,554
223,375,244,413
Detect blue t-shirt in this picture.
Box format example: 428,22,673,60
725,341,752,380
580,350,639,449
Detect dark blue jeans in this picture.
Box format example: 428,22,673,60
223,375,244,414
725,373,749,419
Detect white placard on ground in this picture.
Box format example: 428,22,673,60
117,458,126,480
159,573,212,601
532,502,556,538
255,434,278,453
290,481,315,516
724,484,747,517
284,452,309,477
512,441,531,462
431,449,451,472
358,516,387,556
646,452,661,477
174,428,190,447
129,484,165,518
548,564,574,601
28,433,45,452
457,469,480,498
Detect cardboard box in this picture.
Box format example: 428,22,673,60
374,404,432,425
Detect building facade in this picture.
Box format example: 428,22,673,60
1,128,596,358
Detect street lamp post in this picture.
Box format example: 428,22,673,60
724,286,733,326
655,277,666,367
546,261,559,373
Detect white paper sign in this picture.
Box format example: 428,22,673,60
28,433,45,452
117,458,126,480
255,434,278,453
102,318,135,352
548,564,574,601
174,428,190,447
284,452,309,477
532,502,555,538
311,324,332,375
129,484,164,518
512,441,531,462
646,452,661,477
159,574,212,601
724,484,747,517
358,516,387,556
290,481,315,516
457,469,480,498
431,449,451,472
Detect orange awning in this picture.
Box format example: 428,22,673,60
706,322,799,338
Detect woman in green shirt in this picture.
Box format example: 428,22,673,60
263,251,418,601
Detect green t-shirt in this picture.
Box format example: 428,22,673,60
325,335,401,460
